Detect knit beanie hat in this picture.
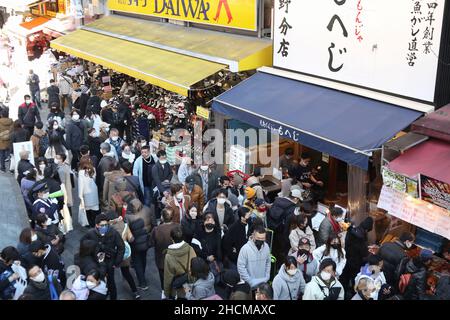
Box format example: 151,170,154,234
245,187,256,199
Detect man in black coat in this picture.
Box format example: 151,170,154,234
46,80,60,109
97,143,118,197
403,250,433,300
16,150,35,184
152,150,173,195
222,207,252,269
378,232,415,287
86,88,102,115
29,240,66,287
65,109,85,169
81,214,125,300
18,95,41,139
73,86,90,118
24,265,62,300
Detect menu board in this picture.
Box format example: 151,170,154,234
377,185,450,239
229,145,247,173
419,174,450,211
382,166,406,193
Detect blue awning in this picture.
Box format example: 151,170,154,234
212,71,423,170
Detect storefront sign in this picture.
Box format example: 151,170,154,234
107,0,257,31
273,0,445,102
382,166,419,197
378,185,450,239
196,106,210,120
419,174,450,211
322,153,329,164
229,144,247,173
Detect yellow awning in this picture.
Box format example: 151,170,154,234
50,30,226,96
80,15,273,72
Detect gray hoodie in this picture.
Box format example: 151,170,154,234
186,272,216,300
272,265,306,300
237,240,271,289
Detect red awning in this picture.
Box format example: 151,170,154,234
20,17,49,30
387,139,450,184
412,104,450,142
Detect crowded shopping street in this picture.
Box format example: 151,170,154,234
0,0,449,303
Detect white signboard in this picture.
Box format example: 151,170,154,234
273,0,445,102
377,185,450,239
13,141,35,178
229,145,247,173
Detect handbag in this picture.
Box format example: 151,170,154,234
122,223,132,261
78,203,89,227
171,248,191,289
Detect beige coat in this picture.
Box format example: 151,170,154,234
57,163,73,207
0,118,13,150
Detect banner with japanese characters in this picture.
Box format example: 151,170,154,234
419,174,450,210
108,0,257,31
273,0,445,103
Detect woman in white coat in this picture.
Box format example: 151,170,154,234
313,233,347,278
303,258,345,300
78,158,99,228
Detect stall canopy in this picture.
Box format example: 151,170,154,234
387,139,450,183
411,104,450,143
212,71,422,170
4,16,49,38
50,15,272,96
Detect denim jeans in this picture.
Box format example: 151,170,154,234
131,249,148,287
31,90,41,109
143,186,154,207
0,149,8,171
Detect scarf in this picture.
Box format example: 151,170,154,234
328,213,341,234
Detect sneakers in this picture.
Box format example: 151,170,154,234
133,292,141,300
161,290,166,300
138,285,149,291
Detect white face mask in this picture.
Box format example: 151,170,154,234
32,272,45,283
31,234,38,242
159,159,167,165
72,114,80,121
405,242,413,249
25,99,31,104
86,281,97,289
111,136,119,141
45,217,52,226
370,291,378,300
200,165,208,171
53,124,59,130
54,159,61,165
335,216,344,222
141,142,147,146
217,198,226,205
320,271,332,281
39,164,46,172
176,193,184,201
42,192,50,200
189,210,197,219
287,269,298,276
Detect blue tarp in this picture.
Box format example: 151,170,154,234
212,72,423,170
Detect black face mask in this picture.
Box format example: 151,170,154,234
205,223,215,231
254,240,265,250
297,249,310,258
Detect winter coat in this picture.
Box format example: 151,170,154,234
34,245,66,285
18,102,40,128
152,161,173,194
109,219,133,267
190,169,220,200
17,242,38,269
74,93,89,118
34,225,64,254
0,260,13,298
222,220,250,265
74,253,106,279
150,222,179,270
0,117,13,150
10,128,29,146
313,245,347,277
192,227,222,262
102,170,125,210
30,128,47,158
65,120,85,151
81,227,125,267
186,272,216,300
204,199,236,230
343,224,370,274
166,195,191,224
237,239,271,289
163,241,197,298
57,163,73,207
88,136,103,160
289,226,316,251
403,259,427,300
272,266,306,300
24,276,62,300
26,73,40,93
303,275,345,300
267,196,297,230
183,184,205,212
289,250,320,283
317,216,340,247
126,205,156,252
96,154,117,194
17,160,34,185
181,215,202,244
46,85,60,107
378,240,407,286
132,155,157,192
86,96,101,115
78,170,99,210
355,264,387,299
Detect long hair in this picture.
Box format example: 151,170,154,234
49,133,65,155
79,156,95,178
324,233,345,262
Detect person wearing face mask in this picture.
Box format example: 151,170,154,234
83,269,108,300
340,216,374,296
55,153,74,217
44,133,69,163
133,145,157,207
313,233,347,278
251,198,269,228
81,214,125,300
65,109,85,169
34,213,64,255
17,228,39,269
181,205,203,244
246,167,266,201
18,94,41,139
289,213,316,253
289,237,319,283
29,240,66,286
203,189,235,232
378,232,415,287
214,176,240,210
97,143,118,197
30,183,59,226
303,258,344,300
17,150,34,185
104,128,124,161
0,246,22,300
166,184,191,224
272,256,306,300
36,158,46,181
183,176,205,212
30,121,48,160
46,79,60,111
24,265,62,300
352,275,377,300
47,104,65,130
191,163,220,201
87,128,103,161
237,226,271,290
355,254,387,299
191,214,223,275
317,205,344,247
152,150,173,199
222,207,252,271
120,143,136,164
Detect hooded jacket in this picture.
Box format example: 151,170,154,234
273,265,306,300
163,241,197,298
403,258,427,300
0,117,13,150
181,214,202,244
303,275,345,300
313,245,347,277
246,176,265,200
378,240,407,286
289,249,320,283
222,220,250,265
344,218,372,271
186,272,216,300
81,227,125,267
30,128,47,158
267,196,297,230
237,239,271,289
289,226,316,252
204,199,235,229
24,275,62,300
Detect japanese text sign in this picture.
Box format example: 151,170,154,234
419,174,450,210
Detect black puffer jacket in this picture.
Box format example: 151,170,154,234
65,119,85,151
74,253,106,279
403,258,427,300
128,218,150,252
378,240,407,286
81,228,125,267
192,226,222,262
267,197,297,230
181,215,203,243
205,199,235,230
